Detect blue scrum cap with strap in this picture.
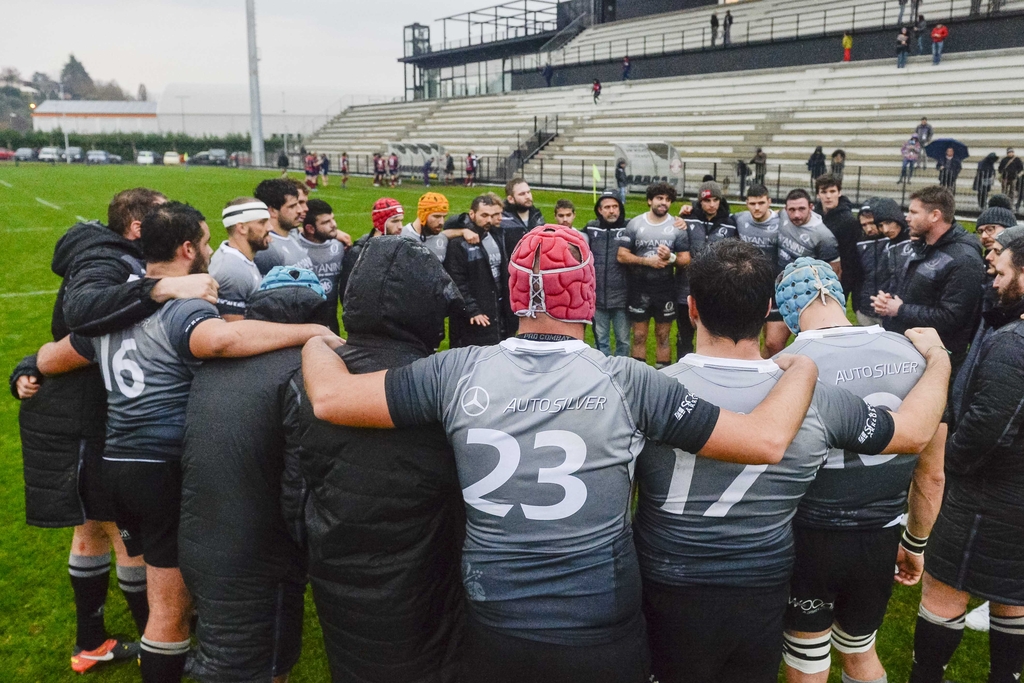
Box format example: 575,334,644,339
775,257,846,334
259,265,327,300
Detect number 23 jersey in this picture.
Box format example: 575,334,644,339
385,337,720,645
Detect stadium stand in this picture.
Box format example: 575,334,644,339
308,47,1024,206
524,0,1024,68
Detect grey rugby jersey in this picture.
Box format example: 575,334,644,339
209,242,262,317
401,223,449,261
254,230,310,275
734,210,780,269
777,210,839,271
70,299,220,461
385,337,720,645
634,354,895,587
785,325,925,529
618,213,689,288
293,234,344,317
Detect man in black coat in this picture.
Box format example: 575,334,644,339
908,236,1024,683
872,186,985,387
814,173,862,302
9,188,217,673
296,237,466,683
445,195,507,347
179,276,333,683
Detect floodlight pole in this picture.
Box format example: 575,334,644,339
246,0,266,167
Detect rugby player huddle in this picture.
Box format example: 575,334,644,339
8,174,1024,683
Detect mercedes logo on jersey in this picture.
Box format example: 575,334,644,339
461,386,490,416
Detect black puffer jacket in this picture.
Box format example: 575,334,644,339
445,225,507,347
297,237,466,683
884,223,985,354
815,196,863,300
178,287,331,681
583,190,629,310
855,236,887,315
13,221,151,527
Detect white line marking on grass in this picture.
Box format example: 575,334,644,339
2,227,60,233
0,289,59,298
76,215,88,222
0,180,12,187
36,197,62,210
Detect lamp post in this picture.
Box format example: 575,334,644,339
246,0,266,167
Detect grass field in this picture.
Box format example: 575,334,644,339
0,163,990,682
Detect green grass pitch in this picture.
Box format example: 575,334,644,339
0,163,989,681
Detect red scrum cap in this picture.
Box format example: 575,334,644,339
508,225,595,324
371,198,403,233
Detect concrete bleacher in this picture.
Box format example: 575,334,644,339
306,47,1024,206
530,0,1024,68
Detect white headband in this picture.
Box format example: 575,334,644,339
222,201,270,227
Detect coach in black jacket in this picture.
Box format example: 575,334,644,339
179,282,332,683
872,187,984,375
296,237,466,683
445,195,507,347
909,236,1024,683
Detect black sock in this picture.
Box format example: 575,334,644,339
989,615,1024,683
116,564,149,636
140,637,190,683
69,553,110,651
908,604,965,683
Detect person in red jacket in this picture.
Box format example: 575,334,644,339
931,23,949,65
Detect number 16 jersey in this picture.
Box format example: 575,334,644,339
70,298,220,461
385,337,721,645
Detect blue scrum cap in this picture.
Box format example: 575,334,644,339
775,257,845,334
258,265,326,300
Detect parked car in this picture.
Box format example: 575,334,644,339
188,151,213,166
229,151,251,167
38,147,63,162
14,147,36,161
62,146,84,163
0,148,15,161
136,150,156,165
163,151,182,165
86,150,111,164
209,148,228,165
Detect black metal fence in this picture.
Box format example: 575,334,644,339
273,153,1021,214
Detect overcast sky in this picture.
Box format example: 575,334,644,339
1,0,485,101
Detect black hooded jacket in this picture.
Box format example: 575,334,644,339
11,221,156,527
583,191,629,310
445,225,507,347
178,286,332,680
884,223,985,354
814,195,863,299
296,237,466,683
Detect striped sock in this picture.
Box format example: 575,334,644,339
908,604,965,683
116,564,149,635
139,637,190,683
989,614,1024,683
69,552,111,651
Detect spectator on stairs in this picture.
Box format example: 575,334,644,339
931,23,949,65
842,32,853,61
897,27,911,68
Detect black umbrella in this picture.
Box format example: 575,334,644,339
925,138,970,162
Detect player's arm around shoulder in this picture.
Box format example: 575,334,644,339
187,297,335,359
302,335,392,428
882,328,950,454
699,354,819,465
36,336,94,376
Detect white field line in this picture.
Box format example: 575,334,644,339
1,227,60,233
0,289,59,298
0,179,12,187
35,197,62,210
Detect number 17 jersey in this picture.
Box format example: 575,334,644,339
385,337,721,645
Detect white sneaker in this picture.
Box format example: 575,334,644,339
965,601,990,632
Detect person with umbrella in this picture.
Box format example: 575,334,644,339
926,139,969,192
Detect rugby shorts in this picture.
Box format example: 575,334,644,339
643,579,788,683
628,281,677,324
785,525,902,636
104,459,183,568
